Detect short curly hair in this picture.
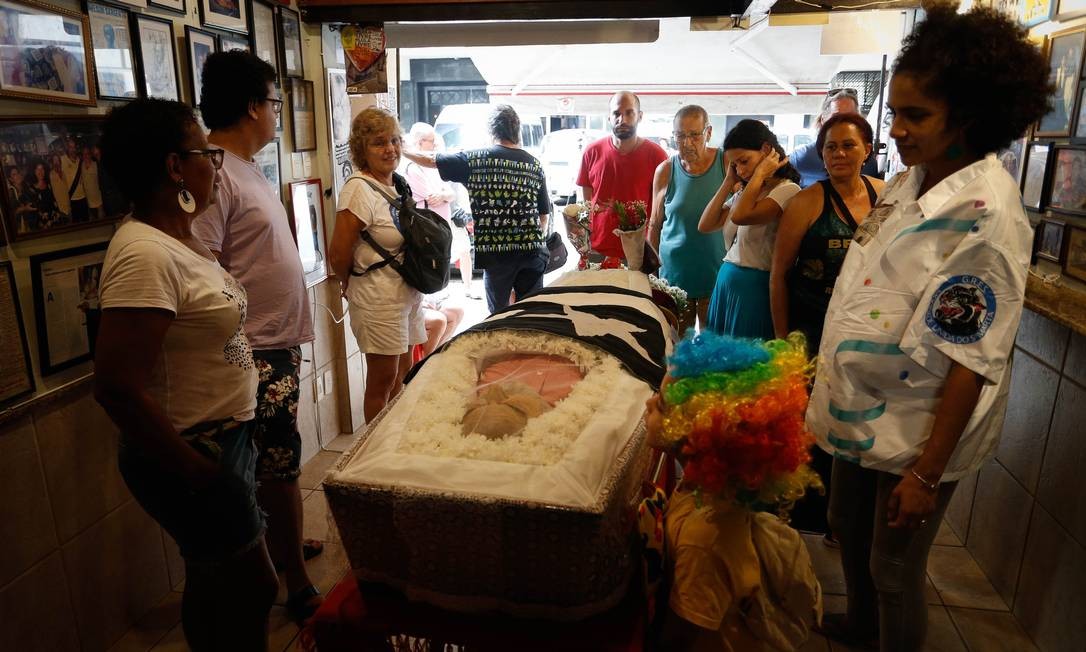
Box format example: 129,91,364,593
893,5,1053,155
100,99,197,208
488,105,520,144
199,50,276,131
348,107,400,171
816,113,874,160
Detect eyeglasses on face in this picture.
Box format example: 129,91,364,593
673,129,708,142
265,97,284,114
179,148,225,169
827,87,859,98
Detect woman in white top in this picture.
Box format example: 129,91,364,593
329,108,425,421
698,119,801,338
805,8,1053,650
94,99,277,651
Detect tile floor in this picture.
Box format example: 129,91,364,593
110,449,1042,652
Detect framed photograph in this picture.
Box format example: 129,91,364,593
107,0,146,7
199,0,248,35
0,0,96,106
30,242,108,375
1021,142,1053,211
289,179,328,286
148,0,184,14
1048,146,1086,215
1057,0,1086,19
0,117,126,241
1075,85,1086,141
1021,0,1056,25
1062,224,1086,281
254,138,281,200
87,1,137,101
1036,217,1066,262
133,14,181,101
249,0,279,80
998,136,1027,186
1037,28,1086,137
0,261,35,408
218,31,251,53
290,78,316,152
328,68,354,198
185,25,218,108
278,6,304,79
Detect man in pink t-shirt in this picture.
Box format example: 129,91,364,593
577,91,668,259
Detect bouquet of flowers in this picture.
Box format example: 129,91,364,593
561,201,597,270
611,200,652,273
648,274,689,316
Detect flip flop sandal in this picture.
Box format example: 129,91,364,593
815,613,879,650
285,584,323,623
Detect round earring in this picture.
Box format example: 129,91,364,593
177,179,196,214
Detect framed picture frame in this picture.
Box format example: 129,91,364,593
254,138,281,200
289,179,328,287
87,1,138,101
0,116,127,241
278,6,304,79
198,0,248,35
1036,217,1066,262
290,78,316,152
1021,142,1054,211
133,13,181,102
148,0,184,14
249,0,279,81
1074,84,1086,141
1037,28,1086,137
0,0,96,107
1021,0,1056,25
218,31,251,53
1057,0,1086,19
1047,145,1086,216
0,261,35,408
998,136,1028,187
29,241,108,376
327,67,354,198
1062,224,1086,281
185,25,219,108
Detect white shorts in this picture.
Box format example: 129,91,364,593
452,224,470,255
348,299,427,356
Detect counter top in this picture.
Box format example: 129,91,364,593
1025,274,1086,337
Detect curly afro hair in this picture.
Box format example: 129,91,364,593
893,5,1054,155
101,99,197,209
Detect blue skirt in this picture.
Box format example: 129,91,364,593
706,262,774,339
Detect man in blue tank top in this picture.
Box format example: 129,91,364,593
649,105,726,333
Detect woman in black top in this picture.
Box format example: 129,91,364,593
771,113,885,351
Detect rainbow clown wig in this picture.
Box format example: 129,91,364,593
658,331,822,517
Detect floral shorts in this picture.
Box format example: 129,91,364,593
253,346,303,481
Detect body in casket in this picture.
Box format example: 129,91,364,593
324,271,674,620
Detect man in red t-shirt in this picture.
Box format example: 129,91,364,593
577,91,668,259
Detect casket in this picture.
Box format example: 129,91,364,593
324,271,673,621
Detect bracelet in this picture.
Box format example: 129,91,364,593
910,468,940,492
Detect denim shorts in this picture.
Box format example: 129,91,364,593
119,419,266,564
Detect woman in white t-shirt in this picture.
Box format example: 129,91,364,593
329,107,425,422
94,99,277,651
698,119,801,338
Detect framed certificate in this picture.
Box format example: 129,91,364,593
30,242,108,375
0,261,35,407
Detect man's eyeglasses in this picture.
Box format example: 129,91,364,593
179,148,225,170
673,129,708,142
265,97,284,114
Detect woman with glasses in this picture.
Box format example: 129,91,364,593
806,8,1052,650
698,119,802,338
329,107,425,422
94,98,277,651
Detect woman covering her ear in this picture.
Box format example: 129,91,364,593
698,119,802,338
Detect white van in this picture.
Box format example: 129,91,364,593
434,104,545,158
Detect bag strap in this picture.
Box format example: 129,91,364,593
68,159,83,198
344,175,403,277
821,180,861,231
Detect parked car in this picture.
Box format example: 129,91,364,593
539,128,607,204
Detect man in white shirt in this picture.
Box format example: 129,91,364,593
60,136,89,222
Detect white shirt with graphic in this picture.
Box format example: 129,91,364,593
99,218,257,432
806,155,1031,480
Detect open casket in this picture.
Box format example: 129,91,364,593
324,270,675,621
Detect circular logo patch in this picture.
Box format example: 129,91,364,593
925,275,996,344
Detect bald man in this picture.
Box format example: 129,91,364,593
577,91,667,260
791,89,880,188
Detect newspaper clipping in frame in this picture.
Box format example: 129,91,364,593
341,24,387,94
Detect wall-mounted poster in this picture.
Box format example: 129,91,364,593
250,0,279,80
341,24,386,94
278,6,304,78
1048,145,1086,215
254,138,281,199
185,26,218,108
1021,0,1056,25
0,0,96,106
290,78,316,152
199,0,248,35
327,68,353,198
289,179,328,287
134,14,181,101
0,261,35,407
1037,28,1085,137
1063,224,1086,281
87,1,137,101
1021,142,1052,210
218,31,251,53
0,117,126,241
30,242,108,375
